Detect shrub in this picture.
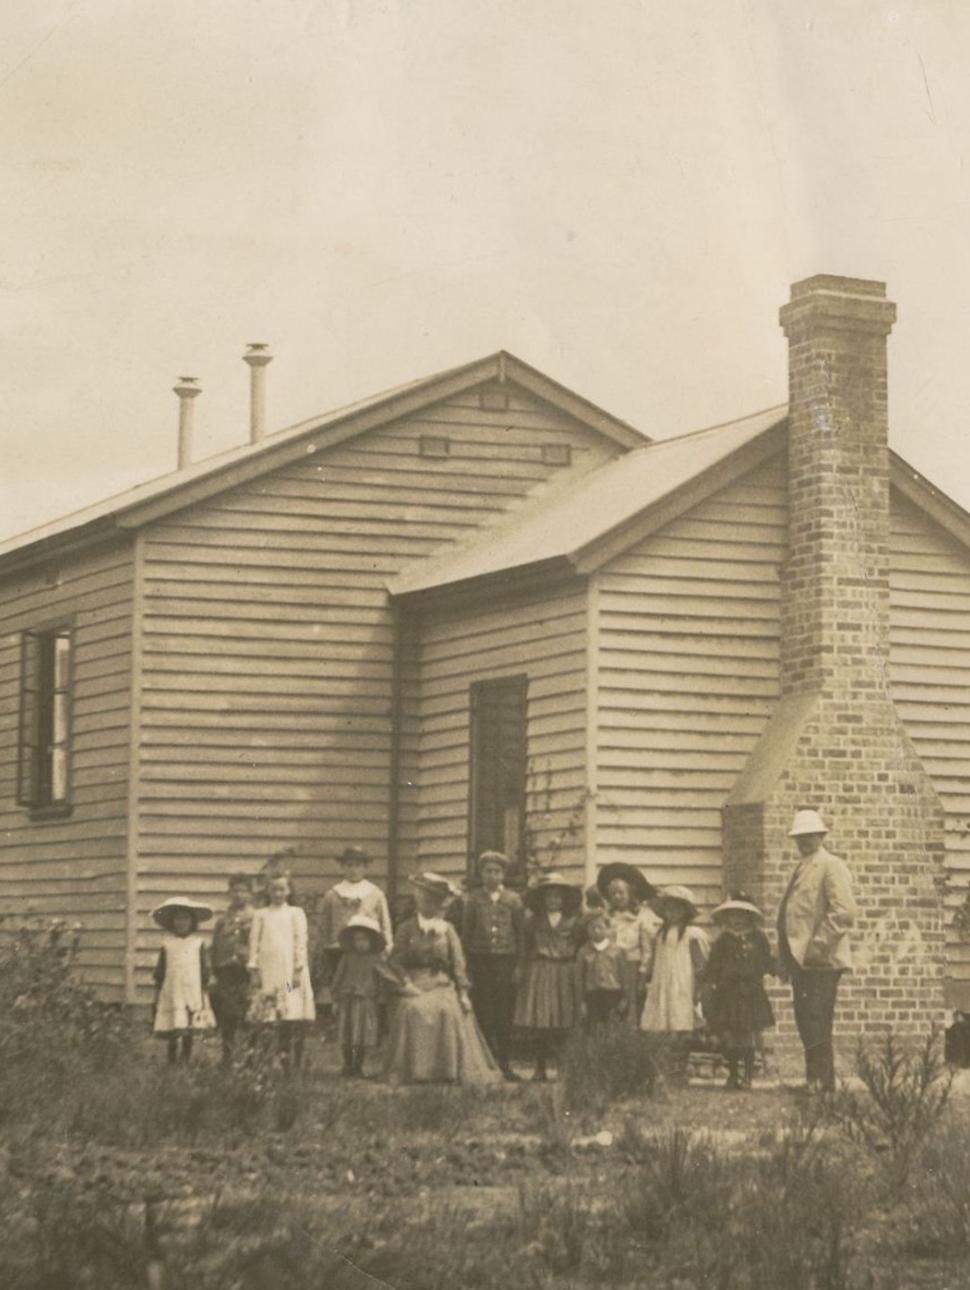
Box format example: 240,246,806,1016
559,1024,658,1115
832,1029,953,1198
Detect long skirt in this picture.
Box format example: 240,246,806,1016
336,995,380,1051
513,959,578,1031
384,972,501,1085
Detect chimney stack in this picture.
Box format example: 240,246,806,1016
723,274,946,1061
243,344,272,444
173,376,202,469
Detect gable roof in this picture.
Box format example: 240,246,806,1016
0,351,646,576
390,405,789,599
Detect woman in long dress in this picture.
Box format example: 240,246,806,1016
248,874,316,1069
383,872,501,1085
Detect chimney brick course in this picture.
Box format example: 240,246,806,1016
723,276,947,1067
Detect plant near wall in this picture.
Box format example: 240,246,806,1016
522,758,588,886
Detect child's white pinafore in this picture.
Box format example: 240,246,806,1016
640,924,709,1033
153,934,215,1034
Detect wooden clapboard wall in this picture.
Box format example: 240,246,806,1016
132,384,617,994
592,455,787,910
413,584,589,886
0,539,135,1000
888,491,970,1004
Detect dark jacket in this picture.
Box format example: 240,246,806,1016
460,887,525,957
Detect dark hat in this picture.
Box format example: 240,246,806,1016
476,850,510,872
338,914,386,953
596,862,657,904
524,871,582,916
338,846,371,866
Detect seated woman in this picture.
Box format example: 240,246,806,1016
383,872,501,1086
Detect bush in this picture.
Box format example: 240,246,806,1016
832,1029,953,1198
559,1024,658,1116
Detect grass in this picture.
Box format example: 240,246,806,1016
3,923,970,1287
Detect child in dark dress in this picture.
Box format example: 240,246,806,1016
514,873,584,1081
331,914,387,1077
702,893,776,1089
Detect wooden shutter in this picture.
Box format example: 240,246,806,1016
16,629,39,807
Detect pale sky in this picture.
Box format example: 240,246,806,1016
3,0,970,540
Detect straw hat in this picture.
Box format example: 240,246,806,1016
151,896,214,930
788,809,828,837
524,871,582,916
596,861,657,904
711,892,764,924
651,884,699,921
409,871,458,902
338,914,386,953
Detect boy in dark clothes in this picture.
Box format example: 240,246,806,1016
576,910,627,1030
460,851,525,1081
209,873,255,1064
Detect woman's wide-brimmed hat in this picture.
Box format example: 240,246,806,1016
338,914,386,953
338,845,371,865
409,871,458,902
524,871,582,916
596,861,657,904
788,809,828,837
711,892,764,924
151,897,214,930
651,884,699,922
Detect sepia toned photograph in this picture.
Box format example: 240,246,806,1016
3,3,970,1287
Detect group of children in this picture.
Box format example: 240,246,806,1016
151,846,777,1088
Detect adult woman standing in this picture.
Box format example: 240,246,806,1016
248,874,316,1069
384,872,500,1085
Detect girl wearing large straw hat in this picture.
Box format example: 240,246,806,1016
702,894,776,1090
514,872,584,1081
331,914,388,1078
151,898,216,1064
596,862,660,1030
383,873,501,1085
640,886,709,1085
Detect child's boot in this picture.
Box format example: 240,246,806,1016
341,1043,355,1077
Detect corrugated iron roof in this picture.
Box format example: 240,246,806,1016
0,351,646,570
389,405,789,596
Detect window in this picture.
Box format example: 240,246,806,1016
18,624,73,814
469,675,527,879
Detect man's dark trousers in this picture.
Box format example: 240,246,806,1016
467,954,517,1069
790,967,841,1091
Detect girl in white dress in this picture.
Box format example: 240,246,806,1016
151,897,216,1064
640,885,709,1084
248,875,316,1069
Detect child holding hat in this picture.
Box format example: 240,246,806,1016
331,914,388,1078
151,897,217,1064
703,892,775,1089
460,851,525,1081
640,885,709,1085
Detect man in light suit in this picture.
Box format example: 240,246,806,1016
777,810,857,1091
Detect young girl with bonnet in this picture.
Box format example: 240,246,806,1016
640,885,709,1084
318,846,393,989
331,914,388,1078
514,872,583,1080
151,897,216,1064
702,892,775,1089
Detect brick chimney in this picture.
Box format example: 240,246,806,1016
723,275,947,1053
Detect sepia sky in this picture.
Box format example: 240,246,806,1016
3,0,970,539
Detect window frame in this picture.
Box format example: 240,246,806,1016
17,617,75,819
467,673,528,883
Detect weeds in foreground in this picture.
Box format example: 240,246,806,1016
559,1023,657,1116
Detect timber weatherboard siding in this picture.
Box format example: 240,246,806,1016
413,583,589,886
131,384,616,993
593,455,787,911
889,490,970,999
0,538,135,999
